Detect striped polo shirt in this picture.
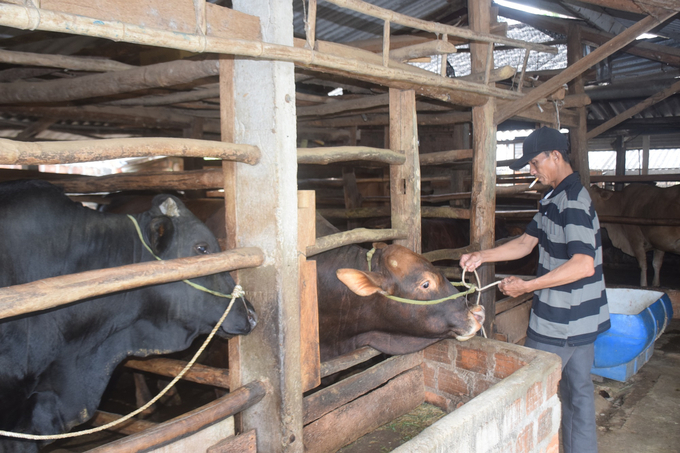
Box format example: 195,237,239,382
524,172,610,346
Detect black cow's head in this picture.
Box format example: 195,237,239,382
336,242,484,343
137,195,257,337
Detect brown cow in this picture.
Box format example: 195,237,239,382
313,214,485,361
589,184,680,287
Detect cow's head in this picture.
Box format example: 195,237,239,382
336,243,484,343
138,195,257,337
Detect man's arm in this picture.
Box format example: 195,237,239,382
499,253,595,297
459,233,538,271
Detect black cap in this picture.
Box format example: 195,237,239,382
509,127,568,170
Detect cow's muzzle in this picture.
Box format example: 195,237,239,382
455,305,485,341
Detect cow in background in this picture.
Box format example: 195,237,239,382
0,180,257,453
589,184,680,287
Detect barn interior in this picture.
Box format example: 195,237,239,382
0,0,679,452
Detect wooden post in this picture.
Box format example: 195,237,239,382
469,0,497,335
389,88,421,253
642,135,650,175
227,2,303,451
615,135,626,192
298,190,321,392
567,23,590,187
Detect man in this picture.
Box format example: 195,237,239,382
460,126,610,453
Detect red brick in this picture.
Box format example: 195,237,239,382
545,433,559,453
537,407,552,443
438,368,469,396
455,348,488,374
423,363,436,389
472,375,496,397
525,381,543,414
515,424,534,453
424,341,452,364
546,367,561,398
493,353,526,379
424,390,451,412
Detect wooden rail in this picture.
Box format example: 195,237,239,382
307,228,406,257
325,0,556,54
0,137,260,166
88,380,266,453
320,346,382,378
298,146,406,165
124,358,231,389
0,247,264,320
0,3,522,105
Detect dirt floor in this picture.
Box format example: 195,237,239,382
596,318,680,453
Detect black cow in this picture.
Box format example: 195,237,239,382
313,215,485,361
0,180,257,453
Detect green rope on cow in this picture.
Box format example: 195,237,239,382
127,214,243,300
364,247,501,306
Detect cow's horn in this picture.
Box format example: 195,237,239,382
159,197,181,217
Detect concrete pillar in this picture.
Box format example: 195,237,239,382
229,1,302,451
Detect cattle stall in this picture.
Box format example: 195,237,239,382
0,0,625,452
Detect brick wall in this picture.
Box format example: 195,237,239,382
393,337,562,453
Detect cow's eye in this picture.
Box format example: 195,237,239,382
194,243,210,255
421,281,430,289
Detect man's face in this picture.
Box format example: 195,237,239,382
529,151,558,188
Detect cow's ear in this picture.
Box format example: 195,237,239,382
148,216,175,255
372,242,388,250
337,269,386,296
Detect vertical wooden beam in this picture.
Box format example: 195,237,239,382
305,0,317,50
614,135,626,192
469,0,497,335
230,1,303,452
567,23,590,188
642,135,650,175
389,88,421,253
298,190,320,392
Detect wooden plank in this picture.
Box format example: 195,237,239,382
41,0,196,33
0,247,263,320
90,411,158,435
0,48,133,72
0,59,220,104
495,293,533,315
320,346,382,378
50,169,225,193
0,137,260,166
207,429,257,453
88,381,266,453
304,352,423,425
495,300,531,344
124,358,231,389
297,146,406,165
299,190,321,392
389,88,421,253
303,367,424,453
420,149,473,165
307,228,406,256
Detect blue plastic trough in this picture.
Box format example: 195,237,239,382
591,288,674,382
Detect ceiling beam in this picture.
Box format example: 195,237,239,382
570,0,679,16
587,78,680,139
499,7,680,67
494,9,678,125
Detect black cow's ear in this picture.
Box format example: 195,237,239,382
148,216,175,255
337,269,386,296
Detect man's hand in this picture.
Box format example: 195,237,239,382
499,276,531,298
459,252,483,272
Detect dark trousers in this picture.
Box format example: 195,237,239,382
525,338,598,453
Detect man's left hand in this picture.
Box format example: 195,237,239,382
499,276,530,298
